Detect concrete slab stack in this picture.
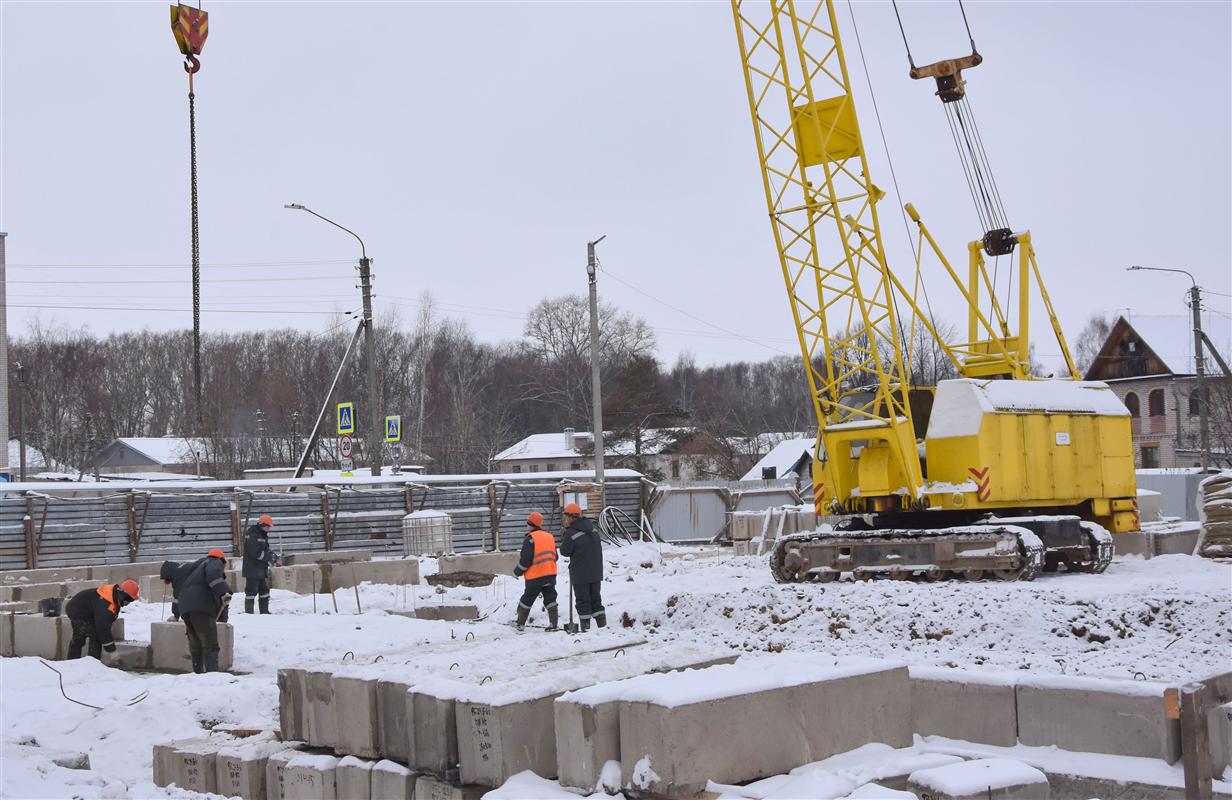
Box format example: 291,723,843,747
283,753,338,800
910,666,1019,747
906,758,1050,800
371,759,415,799
215,736,290,800
1015,674,1179,762
335,756,374,800
615,655,911,797
149,621,234,672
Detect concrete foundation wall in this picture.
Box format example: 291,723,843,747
149,621,234,672
1016,675,1179,762
439,551,518,576
910,668,1018,747
456,694,558,787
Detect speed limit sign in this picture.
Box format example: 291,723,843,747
339,434,353,460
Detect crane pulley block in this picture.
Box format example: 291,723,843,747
909,51,982,104
170,3,209,73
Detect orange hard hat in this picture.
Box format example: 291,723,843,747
208,548,226,559
258,514,274,527
527,511,544,528
119,579,139,601
563,502,583,516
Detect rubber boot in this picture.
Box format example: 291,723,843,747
191,652,204,674
203,650,220,673
595,613,607,629
515,605,530,632
258,596,270,615
580,618,591,632
244,598,254,614
546,606,559,632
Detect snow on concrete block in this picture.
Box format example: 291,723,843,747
304,669,338,749
1,566,91,585
0,581,67,603
332,674,380,758
153,737,214,788
150,621,234,672
376,679,412,762
283,753,338,800
89,561,163,582
279,668,306,741
910,666,1018,747
335,755,374,800
407,604,479,621
169,738,223,794
265,749,301,800
334,559,420,588
409,681,463,777
414,774,486,800
371,759,415,799
617,655,911,797
104,641,152,671
215,736,289,800
907,758,1049,800
12,614,70,659
1016,674,1179,762
439,551,519,577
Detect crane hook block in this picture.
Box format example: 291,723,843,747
909,52,982,104
170,3,209,62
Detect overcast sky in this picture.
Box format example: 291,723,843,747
2,1,1229,371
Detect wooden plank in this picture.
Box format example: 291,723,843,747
1180,682,1215,799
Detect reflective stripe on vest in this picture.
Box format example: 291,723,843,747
524,529,558,580
96,583,119,615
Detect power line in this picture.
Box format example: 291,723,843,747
6,258,354,270
7,275,354,285
6,302,344,315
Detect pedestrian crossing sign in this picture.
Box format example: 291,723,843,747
336,402,355,435
385,415,402,443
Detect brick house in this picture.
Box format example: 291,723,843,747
1084,314,1231,468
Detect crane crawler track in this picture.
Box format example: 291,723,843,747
769,523,1046,584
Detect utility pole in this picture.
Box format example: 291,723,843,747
1189,283,1209,470
359,255,381,477
587,236,607,504
15,361,25,482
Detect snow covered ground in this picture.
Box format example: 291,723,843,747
1,545,1229,798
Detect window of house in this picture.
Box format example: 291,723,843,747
570,462,581,470
529,464,539,473
1124,392,1140,417
1140,444,1160,469
545,462,555,472
1148,389,1165,417
512,465,522,474
671,459,681,478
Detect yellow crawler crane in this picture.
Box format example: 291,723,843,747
730,0,1137,582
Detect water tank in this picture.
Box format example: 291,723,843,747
402,510,453,557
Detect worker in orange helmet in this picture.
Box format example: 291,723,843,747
65,578,139,661
561,502,606,630
512,511,559,632
242,514,279,614
174,548,233,673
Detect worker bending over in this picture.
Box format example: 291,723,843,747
164,549,232,673
513,511,559,632
65,579,139,660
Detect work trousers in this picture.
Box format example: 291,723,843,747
67,618,102,660
573,580,604,621
518,575,558,612
244,576,269,600
183,611,219,657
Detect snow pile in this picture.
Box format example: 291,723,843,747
907,758,1047,794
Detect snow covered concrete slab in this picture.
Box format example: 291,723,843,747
415,774,486,800
283,752,338,800
1015,674,1179,762
150,620,233,672
617,654,911,796
266,748,302,800
371,758,415,799
284,549,373,566
336,755,374,800
910,666,1018,747
376,677,412,762
907,758,1049,800
439,551,519,576
332,674,380,757
0,565,91,585
395,603,479,621
215,734,289,800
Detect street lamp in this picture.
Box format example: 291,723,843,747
286,203,382,477
1127,265,1208,469
587,235,607,504
14,361,25,482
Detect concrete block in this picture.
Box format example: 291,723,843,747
371,759,415,799
215,737,288,800
283,753,338,800
139,574,170,603
266,749,302,800
279,668,307,741
327,559,420,590
170,738,222,794
409,683,461,777
89,561,163,582
285,549,373,566
0,613,14,656
376,678,412,762
617,656,911,796
414,775,486,800
149,621,234,673
0,600,39,615
439,551,519,577
456,694,557,787
1153,529,1201,556
303,669,338,748
1016,675,1179,762
332,674,380,757
0,581,67,603
271,564,322,594
907,758,1050,800
1211,702,1231,779
401,604,479,622
910,666,1018,747
336,756,374,800
153,738,213,787
1,566,91,585
12,614,70,659
104,641,152,671
65,580,99,598
1113,530,1152,557
110,617,124,641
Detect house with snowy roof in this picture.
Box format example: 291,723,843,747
1084,314,1231,468
740,437,816,493
93,437,210,476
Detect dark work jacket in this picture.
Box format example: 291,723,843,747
159,560,182,619
65,585,123,647
242,524,273,579
560,516,604,583
176,556,232,617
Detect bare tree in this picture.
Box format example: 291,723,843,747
1073,313,1113,375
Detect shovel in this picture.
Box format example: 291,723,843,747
562,574,579,634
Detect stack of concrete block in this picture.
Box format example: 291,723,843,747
150,621,235,672
1016,674,1179,762
438,551,518,577
269,558,419,595
153,736,229,794
216,736,292,799
564,654,909,796
910,666,1019,747
907,759,1050,800
336,756,375,800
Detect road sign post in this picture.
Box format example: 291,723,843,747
339,433,354,477
336,402,355,435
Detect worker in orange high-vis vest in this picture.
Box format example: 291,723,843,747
65,579,139,660
512,511,559,632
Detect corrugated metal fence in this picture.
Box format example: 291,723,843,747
0,477,644,570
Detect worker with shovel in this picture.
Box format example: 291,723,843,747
172,548,232,673
512,512,559,632
561,503,605,630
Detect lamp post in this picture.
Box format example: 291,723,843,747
587,236,607,505
286,204,382,477
1127,265,1208,469
14,361,25,482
